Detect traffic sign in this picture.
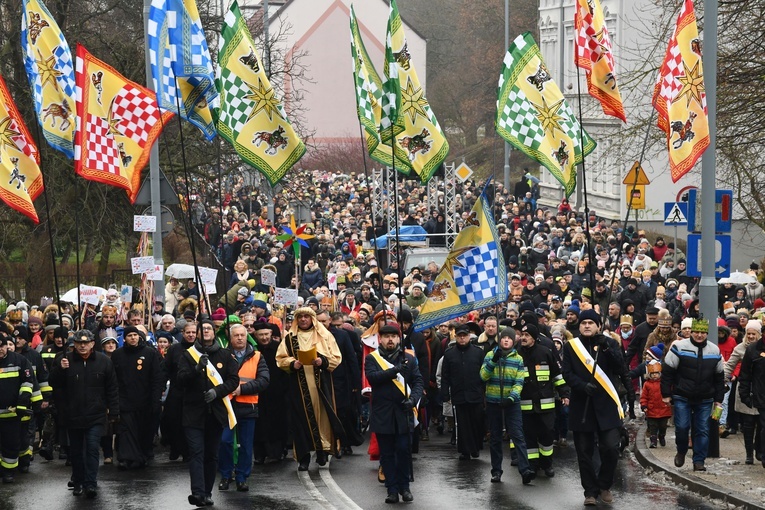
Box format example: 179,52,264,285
625,185,645,209
455,162,473,182
664,202,688,225
622,161,651,185
687,188,734,233
686,233,731,278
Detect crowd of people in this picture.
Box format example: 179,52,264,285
1,172,765,506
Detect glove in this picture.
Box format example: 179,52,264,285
641,406,648,413
491,349,502,364
400,398,414,410
204,389,217,403
196,354,209,373
597,336,610,351
584,382,598,396
393,363,403,374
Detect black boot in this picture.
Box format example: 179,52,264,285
744,425,756,465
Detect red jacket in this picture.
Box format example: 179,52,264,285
640,379,672,419
718,336,736,362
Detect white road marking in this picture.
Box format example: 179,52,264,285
297,469,336,510
319,459,364,510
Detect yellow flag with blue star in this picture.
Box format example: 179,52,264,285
413,180,507,332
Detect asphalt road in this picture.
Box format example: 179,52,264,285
0,429,725,510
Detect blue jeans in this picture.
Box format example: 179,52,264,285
69,424,104,490
673,396,713,464
486,403,531,476
185,417,223,498
218,418,256,483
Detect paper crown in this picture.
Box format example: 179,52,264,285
646,360,662,375
691,318,709,333
29,310,44,320
7,309,23,321
253,292,269,303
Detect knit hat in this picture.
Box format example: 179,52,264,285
123,325,146,341
746,320,762,333
579,309,602,327
520,323,538,340
499,327,516,340
581,287,592,298
657,309,672,327
53,326,69,340
44,313,59,332
12,325,29,342
566,304,580,317
238,287,250,298
211,308,227,321
754,298,765,311
681,317,693,330
252,299,267,309
646,343,665,361
691,318,709,333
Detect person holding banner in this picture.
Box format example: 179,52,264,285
365,323,422,504
176,320,239,507
561,309,633,506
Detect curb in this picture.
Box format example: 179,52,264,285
633,423,765,510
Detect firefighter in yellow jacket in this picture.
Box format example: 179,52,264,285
516,323,569,477
0,329,37,483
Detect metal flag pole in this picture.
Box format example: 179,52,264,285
699,0,718,341
503,0,511,190
143,0,164,304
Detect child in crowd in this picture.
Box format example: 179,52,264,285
640,360,672,448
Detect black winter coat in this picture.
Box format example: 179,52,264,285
366,350,423,434
562,334,631,433
329,327,360,409
111,341,166,413
176,341,240,428
441,343,486,405
738,339,765,409
49,351,119,429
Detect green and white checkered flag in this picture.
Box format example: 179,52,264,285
496,32,595,197
217,0,305,186
380,0,401,136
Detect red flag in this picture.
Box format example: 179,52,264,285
0,75,43,222
74,44,172,202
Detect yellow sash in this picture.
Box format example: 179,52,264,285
369,349,419,427
569,338,625,420
188,346,238,429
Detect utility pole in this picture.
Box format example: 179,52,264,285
143,0,163,300
503,0,511,190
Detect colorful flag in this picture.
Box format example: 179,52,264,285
349,5,407,169
651,0,709,182
74,45,173,202
413,181,507,332
0,75,43,223
574,0,626,122
380,0,449,183
148,0,217,140
21,0,76,158
496,32,596,197
216,0,305,186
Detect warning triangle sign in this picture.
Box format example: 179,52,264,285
665,203,687,223
622,161,651,185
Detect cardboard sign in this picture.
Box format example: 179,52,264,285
205,283,217,295
131,256,155,275
273,287,299,306
260,268,277,287
80,284,102,305
133,215,157,232
145,265,164,281
120,285,133,303
327,273,337,291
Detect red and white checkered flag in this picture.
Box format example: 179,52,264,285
75,44,172,202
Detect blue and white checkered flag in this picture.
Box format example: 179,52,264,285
148,0,217,140
414,179,508,332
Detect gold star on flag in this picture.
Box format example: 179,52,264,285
531,96,566,137
35,49,63,91
245,78,282,122
673,59,705,109
400,77,429,124
0,117,21,154
440,246,475,280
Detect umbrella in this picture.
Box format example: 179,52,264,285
165,263,198,280
61,286,107,303
718,271,756,285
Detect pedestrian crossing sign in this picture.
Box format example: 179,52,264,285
664,202,688,225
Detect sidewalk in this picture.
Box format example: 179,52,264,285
633,421,765,509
